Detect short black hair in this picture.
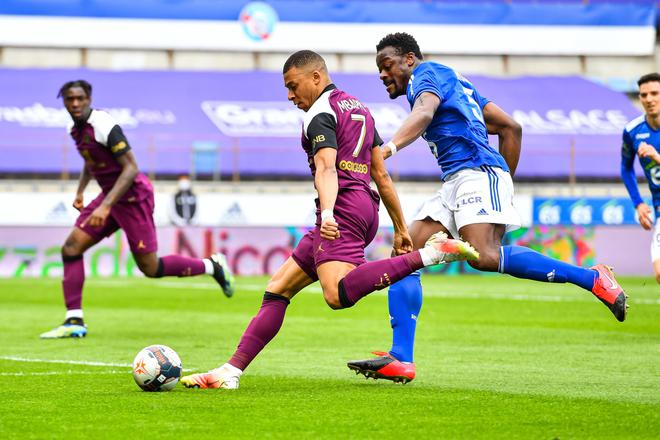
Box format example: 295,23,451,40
376,32,423,60
283,50,326,74
57,80,92,99
638,73,660,87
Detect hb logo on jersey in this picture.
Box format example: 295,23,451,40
312,134,326,149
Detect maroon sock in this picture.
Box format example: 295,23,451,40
156,255,205,277
228,293,290,371
338,252,424,308
62,254,85,310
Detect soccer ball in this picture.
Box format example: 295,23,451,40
132,345,182,392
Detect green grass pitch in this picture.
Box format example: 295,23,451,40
0,275,658,439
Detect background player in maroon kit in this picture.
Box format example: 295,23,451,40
180,51,477,389
40,80,234,339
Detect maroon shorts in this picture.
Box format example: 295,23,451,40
75,191,158,254
292,189,379,281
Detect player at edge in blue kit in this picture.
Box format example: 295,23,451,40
347,33,629,384
621,72,660,284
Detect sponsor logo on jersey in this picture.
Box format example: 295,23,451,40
636,132,650,140
338,160,368,174
457,196,482,208
312,134,326,148
111,141,128,153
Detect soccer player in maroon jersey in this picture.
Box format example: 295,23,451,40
40,80,234,339
180,51,478,389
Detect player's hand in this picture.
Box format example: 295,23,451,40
636,203,653,230
320,217,340,241
72,194,84,212
84,204,111,228
392,230,413,256
378,145,391,160
380,141,396,160
637,142,660,162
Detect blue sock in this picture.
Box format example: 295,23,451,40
388,271,422,363
500,245,596,291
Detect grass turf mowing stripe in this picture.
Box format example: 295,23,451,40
78,278,660,305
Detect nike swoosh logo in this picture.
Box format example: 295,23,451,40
601,269,618,290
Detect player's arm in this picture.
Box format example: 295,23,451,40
370,146,412,255
637,142,660,163
620,135,652,230
382,92,440,159
483,102,522,177
73,165,92,211
314,147,340,240
309,112,340,240
85,123,139,227
85,151,139,227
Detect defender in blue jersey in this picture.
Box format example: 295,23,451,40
621,73,660,284
347,32,628,384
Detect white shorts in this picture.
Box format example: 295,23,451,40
413,166,521,239
652,218,660,262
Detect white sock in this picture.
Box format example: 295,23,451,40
203,258,214,275
222,363,243,377
418,247,437,266
65,309,83,320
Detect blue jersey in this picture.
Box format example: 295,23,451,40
621,115,660,215
406,61,509,180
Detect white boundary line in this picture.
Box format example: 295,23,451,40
0,356,196,372
0,370,126,376
0,356,132,367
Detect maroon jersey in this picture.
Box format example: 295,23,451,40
69,109,152,202
301,84,382,199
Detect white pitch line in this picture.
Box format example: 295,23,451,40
0,356,196,372
0,370,126,377
0,356,132,367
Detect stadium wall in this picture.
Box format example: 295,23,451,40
0,192,653,277
0,225,652,277
0,68,641,180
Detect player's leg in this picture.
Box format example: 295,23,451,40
317,190,476,310
41,195,117,339
653,259,660,284
317,232,475,309
460,220,628,322
181,234,317,390
116,194,234,297
39,228,98,339
388,218,451,362
346,218,452,383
